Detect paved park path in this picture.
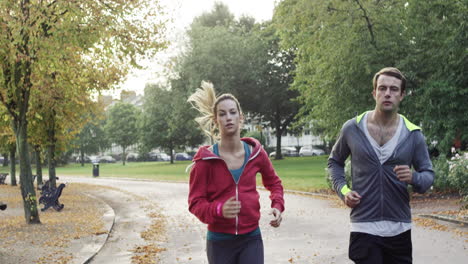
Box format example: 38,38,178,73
64,176,467,264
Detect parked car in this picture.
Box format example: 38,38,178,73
174,152,193,161
269,147,299,157
126,152,140,161
147,151,159,161
157,153,171,161
110,154,122,161
98,155,116,163
146,151,171,162
299,146,325,156
75,155,91,163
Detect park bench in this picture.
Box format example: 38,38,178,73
0,173,8,184
39,180,66,212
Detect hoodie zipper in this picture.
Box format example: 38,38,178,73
355,114,412,219
235,183,239,235
202,146,261,235
234,146,261,234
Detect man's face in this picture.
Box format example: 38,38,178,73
373,74,405,113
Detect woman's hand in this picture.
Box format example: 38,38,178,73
269,208,282,227
222,196,241,218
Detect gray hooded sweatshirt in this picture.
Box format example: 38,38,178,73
328,112,434,223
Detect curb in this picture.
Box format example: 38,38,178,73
72,193,116,264
418,214,468,226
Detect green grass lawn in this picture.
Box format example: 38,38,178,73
268,156,330,191
0,155,330,192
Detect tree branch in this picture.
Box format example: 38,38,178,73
354,0,377,49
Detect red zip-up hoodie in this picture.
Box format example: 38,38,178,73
188,137,284,235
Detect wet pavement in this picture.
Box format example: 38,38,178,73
63,176,468,264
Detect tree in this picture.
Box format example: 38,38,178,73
0,0,167,224
273,0,467,154
74,116,108,167
105,103,140,165
178,3,299,159
274,0,408,140
140,81,204,164
249,23,299,159
192,2,235,28
32,145,43,188
274,0,468,153
28,70,112,188
399,0,468,153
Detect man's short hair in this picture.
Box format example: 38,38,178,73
373,67,406,94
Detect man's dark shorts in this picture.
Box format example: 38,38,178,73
349,230,412,264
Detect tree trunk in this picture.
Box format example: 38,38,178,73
122,147,126,165
15,118,40,224
2,153,7,167
34,145,43,188
47,143,57,189
3,0,40,224
9,146,16,186
47,113,57,189
80,148,85,167
169,142,174,164
275,124,283,160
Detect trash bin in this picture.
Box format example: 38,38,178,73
92,162,99,177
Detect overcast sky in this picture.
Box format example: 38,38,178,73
107,0,277,98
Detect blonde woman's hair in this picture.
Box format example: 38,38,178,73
187,81,243,141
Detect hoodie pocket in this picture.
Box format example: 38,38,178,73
239,192,261,226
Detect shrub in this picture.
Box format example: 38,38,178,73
326,158,352,190
448,153,468,207
432,155,451,192
432,152,468,208
243,131,266,146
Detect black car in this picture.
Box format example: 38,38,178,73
174,153,193,161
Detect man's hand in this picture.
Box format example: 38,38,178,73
344,191,361,208
222,196,241,218
394,165,412,184
269,208,282,228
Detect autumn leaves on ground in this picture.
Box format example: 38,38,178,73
0,183,167,264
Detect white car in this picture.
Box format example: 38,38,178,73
98,155,116,163
269,147,299,157
299,146,325,156
157,153,171,161
126,152,140,161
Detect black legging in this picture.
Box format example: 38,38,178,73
207,234,264,264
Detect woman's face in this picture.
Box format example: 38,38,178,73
215,99,242,137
